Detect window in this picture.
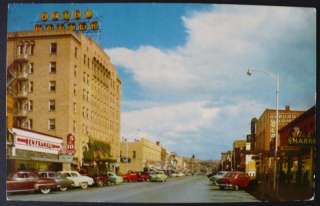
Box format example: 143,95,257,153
73,102,76,113
133,151,136,159
29,63,34,74
50,43,57,55
84,54,86,64
49,81,56,92
49,99,55,111
48,119,55,130
74,47,78,58
73,120,76,132
29,81,33,93
83,72,86,82
17,45,23,56
30,44,34,55
28,119,33,130
74,65,77,77
82,107,85,117
28,100,33,111
49,62,56,73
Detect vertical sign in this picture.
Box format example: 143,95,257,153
66,133,76,155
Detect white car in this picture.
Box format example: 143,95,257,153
176,172,185,177
58,171,94,189
171,173,178,177
210,171,228,185
107,172,123,185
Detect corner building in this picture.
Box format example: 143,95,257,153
7,31,121,170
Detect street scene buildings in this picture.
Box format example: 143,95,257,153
5,4,316,203
219,106,315,201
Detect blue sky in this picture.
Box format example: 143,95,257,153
8,3,316,160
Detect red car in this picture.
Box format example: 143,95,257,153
216,171,250,190
122,171,139,182
7,171,57,194
136,171,150,182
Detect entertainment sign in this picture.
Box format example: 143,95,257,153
12,128,63,155
34,9,100,33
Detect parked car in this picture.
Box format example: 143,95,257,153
79,168,110,187
122,171,139,182
38,171,73,191
216,171,251,190
206,172,216,179
150,171,168,182
170,173,178,177
176,172,185,177
58,171,94,189
107,172,123,185
210,171,228,185
136,171,150,181
7,171,57,194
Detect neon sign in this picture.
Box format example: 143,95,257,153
34,9,100,33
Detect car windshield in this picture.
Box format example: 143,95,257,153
224,172,235,177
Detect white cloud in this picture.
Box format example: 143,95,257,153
106,5,315,96
106,5,315,159
122,101,219,141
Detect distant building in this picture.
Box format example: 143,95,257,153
220,151,232,171
232,140,246,171
119,138,162,173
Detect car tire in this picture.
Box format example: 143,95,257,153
234,185,239,191
59,186,68,192
80,182,88,189
40,187,51,194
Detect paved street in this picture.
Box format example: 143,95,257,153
8,176,259,203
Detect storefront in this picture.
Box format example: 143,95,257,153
278,106,315,186
7,128,74,174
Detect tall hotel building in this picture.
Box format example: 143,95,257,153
7,31,121,170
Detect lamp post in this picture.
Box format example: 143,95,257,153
247,68,279,192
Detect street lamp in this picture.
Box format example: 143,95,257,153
246,68,279,192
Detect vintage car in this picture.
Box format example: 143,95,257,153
79,168,110,187
107,172,123,185
209,171,228,185
136,171,150,182
7,171,57,194
58,171,94,189
122,171,139,182
216,171,251,190
176,172,185,177
150,171,168,182
38,171,74,191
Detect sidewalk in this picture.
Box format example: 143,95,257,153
247,181,314,201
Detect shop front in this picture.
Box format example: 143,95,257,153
278,106,315,187
7,128,73,174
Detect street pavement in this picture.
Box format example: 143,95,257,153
8,175,259,203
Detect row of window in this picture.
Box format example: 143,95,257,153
17,42,57,56
24,118,55,130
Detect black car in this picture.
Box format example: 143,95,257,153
38,171,74,191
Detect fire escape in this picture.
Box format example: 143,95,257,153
7,38,33,129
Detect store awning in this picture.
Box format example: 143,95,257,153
30,157,72,163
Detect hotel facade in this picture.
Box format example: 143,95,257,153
7,31,121,171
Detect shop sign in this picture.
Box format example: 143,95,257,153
288,127,315,146
66,133,76,155
34,9,100,33
13,128,62,154
59,154,73,162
